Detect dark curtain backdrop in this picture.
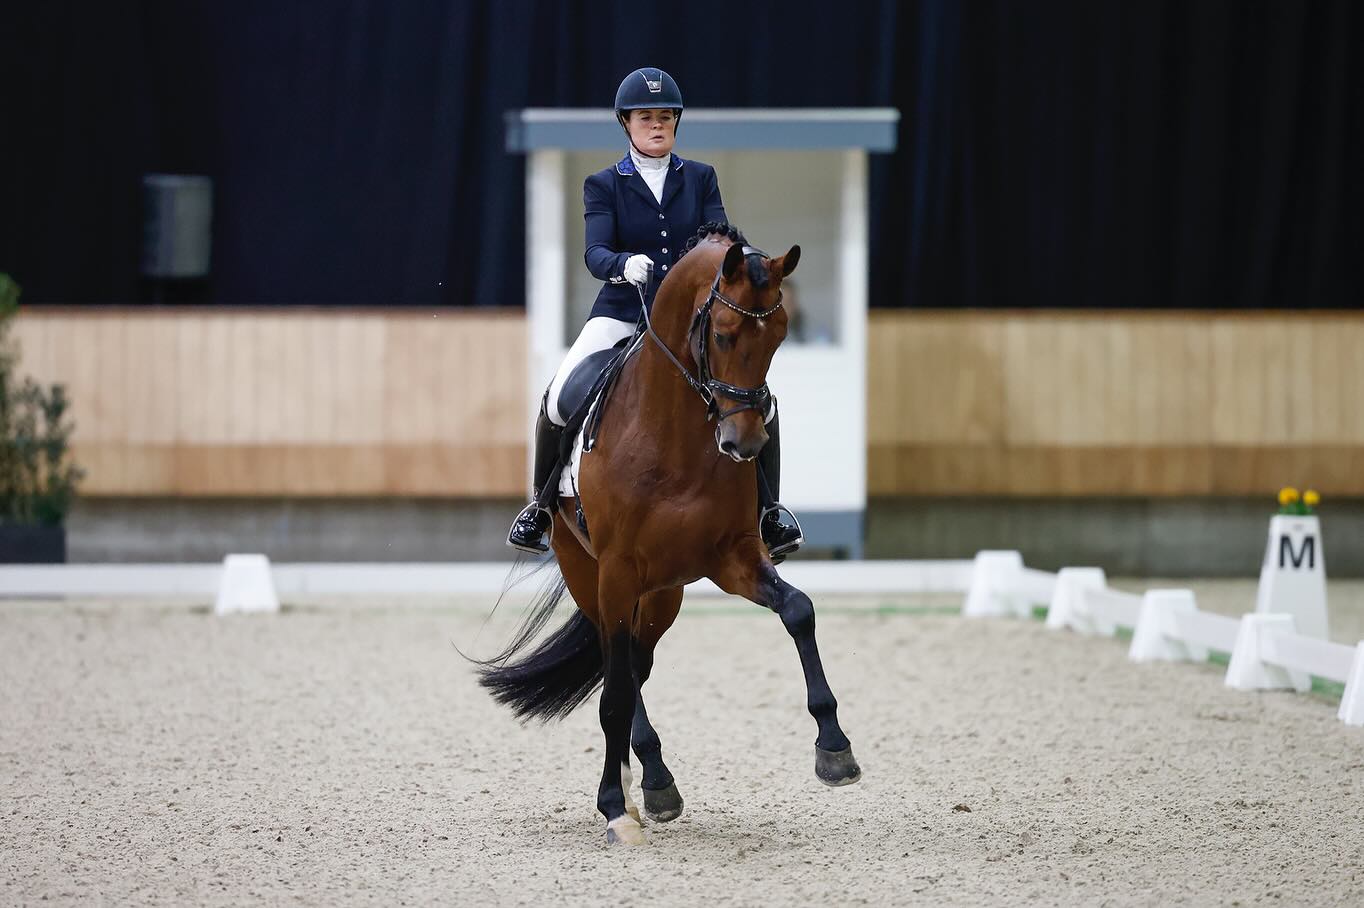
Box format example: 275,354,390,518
2,0,1359,308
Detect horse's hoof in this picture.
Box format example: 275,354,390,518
642,783,684,823
605,814,647,846
815,745,862,787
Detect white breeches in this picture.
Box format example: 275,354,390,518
546,316,637,426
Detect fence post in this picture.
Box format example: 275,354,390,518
1225,613,1309,693
214,554,280,615
1340,642,1364,727
962,551,1025,618
1045,567,1107,632
1129,589,1206,663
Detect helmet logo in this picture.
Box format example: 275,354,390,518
642,71,663,93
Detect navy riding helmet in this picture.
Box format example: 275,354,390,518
614,67,684,132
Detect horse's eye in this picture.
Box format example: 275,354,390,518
713,331,734,351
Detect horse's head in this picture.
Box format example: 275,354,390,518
688,240,801,462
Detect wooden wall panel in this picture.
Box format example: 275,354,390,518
8,307,1361,498
10,308,527,497
868,311,1364,497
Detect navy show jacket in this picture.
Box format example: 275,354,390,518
583,152,727,322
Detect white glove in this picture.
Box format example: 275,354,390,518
623,254,654,287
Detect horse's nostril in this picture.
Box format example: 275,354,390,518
719,440,738,456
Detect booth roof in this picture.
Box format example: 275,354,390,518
505,108,899,153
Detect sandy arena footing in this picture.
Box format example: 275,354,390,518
3,582,1363,906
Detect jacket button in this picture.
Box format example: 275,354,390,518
661,265,668,271
660,230,667,237
661,248,668,254
658,213,665,219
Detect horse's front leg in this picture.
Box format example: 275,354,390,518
715,551,862,786
597,566,646,845
631,587,684,821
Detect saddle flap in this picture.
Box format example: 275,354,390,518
553,333,640,508
557,339,627,424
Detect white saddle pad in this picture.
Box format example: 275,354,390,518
557,421,588,498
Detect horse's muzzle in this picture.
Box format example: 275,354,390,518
716,420,767,462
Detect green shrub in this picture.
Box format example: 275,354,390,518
0,274,84,526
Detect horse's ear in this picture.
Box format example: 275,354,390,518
780,245,801,277
722,242,745,280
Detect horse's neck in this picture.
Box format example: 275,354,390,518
630,269,712,442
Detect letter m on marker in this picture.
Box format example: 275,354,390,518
1279,534,1315,569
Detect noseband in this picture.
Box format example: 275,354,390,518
640,247,782,422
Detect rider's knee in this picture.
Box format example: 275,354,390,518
544,384,568,428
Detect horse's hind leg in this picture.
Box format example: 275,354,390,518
632,587,684,822
714,554,861,787
551,519,642,829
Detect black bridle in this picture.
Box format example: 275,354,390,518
638,248,781,422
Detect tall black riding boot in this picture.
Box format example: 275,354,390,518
756,406,803,563
506,397,566,554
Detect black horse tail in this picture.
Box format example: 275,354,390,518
473,563,603,722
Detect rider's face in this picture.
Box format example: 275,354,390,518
627,108,677,157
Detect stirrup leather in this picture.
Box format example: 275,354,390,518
506,502,553,554
760,503,804,559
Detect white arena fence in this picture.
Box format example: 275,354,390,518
0,557,976,605
962,549,1364,728
3,524,1360,727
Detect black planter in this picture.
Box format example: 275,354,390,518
0,524,67,563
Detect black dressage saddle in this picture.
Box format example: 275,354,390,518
551,333,639,508
557,336,632,432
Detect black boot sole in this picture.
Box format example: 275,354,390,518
766,536,802,564
506,534,550,555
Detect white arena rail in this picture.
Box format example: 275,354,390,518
1082,586,1143,636
1128,589,1239,663
962,551,1056,619
0,557,976,602
960,548,1364,728
1224,613,1364,725
8,547,1362,726
1260,626,1357,684
1171,608,1241,653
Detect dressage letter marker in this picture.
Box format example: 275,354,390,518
1255,515,1328,640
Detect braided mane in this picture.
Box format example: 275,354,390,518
679,221,769,288
680,221,747,256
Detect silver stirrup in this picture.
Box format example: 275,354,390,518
761,503,804,558
506,503,553,554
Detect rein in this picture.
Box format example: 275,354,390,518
637,247,781,422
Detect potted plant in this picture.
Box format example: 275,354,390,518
1,273,84,562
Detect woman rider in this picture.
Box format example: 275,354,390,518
507,67,802,561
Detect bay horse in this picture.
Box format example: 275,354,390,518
477,224,860,846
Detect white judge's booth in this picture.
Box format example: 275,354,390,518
506,109,899,557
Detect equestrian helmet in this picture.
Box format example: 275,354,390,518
614,68,683,126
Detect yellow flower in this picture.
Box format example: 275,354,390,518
1278,487,1300,506
1304,490,1320,507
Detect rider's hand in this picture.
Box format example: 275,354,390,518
623,254,654,288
